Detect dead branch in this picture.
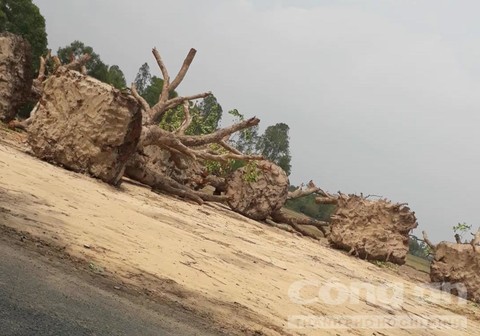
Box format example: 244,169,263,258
287,180,320,200
178,117,260,147
141,117,260,150
151,47,170,105
315,197,338,205
470,228,480,252
422,231,436,251
271,210,329,228
219,138,242,155
125,155,229,204
131,84,151,119
134,48,212,124
271,209,329,237
265,219,298,234
195,150,263,163
64,54,91,72
52,56,61,69
37,55,46,83
170,48,197,92
176,101,193,135
151,92,211,123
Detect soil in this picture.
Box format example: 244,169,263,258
1,124,479,335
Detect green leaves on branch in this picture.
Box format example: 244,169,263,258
453,222,473,243
203,144,235,176
243,161,259,182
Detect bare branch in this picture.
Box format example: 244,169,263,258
131,84,151,116
470,228,480,252
170,48,197,92
64,54,91,71
219,138,242,155
195,150,263,163
178,117,260,147
271,210,329,228
152,47,170,104
288,180,320,200
422,231,436,251
8,102,40,131
151,91,211,123
364,194,383,199
52,56,62,70
315,197,338,205
37,56,46,82
176,101,193,135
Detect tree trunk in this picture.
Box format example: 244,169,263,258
0,32,33,122
28,67,142,185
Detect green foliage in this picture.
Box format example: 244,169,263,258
228,109,259,154
58,41,108,82
57,41,127,89
228,110,292,175
453,222,473,243
134,63,152,95
0,0,48,71
188,95,223,135
203,144,236,176
106,65,126,89
408,236,432,259
257,123,292,175
142,76,164,107
141,76,178,106
243,161,260,182
158,104,185,132
405,254,431,273
285,190,336,222
151,92,222,138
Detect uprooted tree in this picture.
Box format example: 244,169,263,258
5,40,418,266
19,47,267,204
267,183,418,264
422,229,480,302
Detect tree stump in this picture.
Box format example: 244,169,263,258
226,162,289,220
327,195,417,265
430,242,480,302
28,68,142,185
0,32,32,122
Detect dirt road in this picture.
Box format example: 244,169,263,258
0,233,224,336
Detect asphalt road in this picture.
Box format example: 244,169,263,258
0,239,223,336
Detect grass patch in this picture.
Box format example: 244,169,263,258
405,254,430,273
370,260,399,270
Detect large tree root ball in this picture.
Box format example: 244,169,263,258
226,161,289,220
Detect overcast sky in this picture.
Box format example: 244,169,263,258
33,0,480,243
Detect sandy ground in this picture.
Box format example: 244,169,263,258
1,132,479,335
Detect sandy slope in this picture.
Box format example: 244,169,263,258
0,137,479,335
